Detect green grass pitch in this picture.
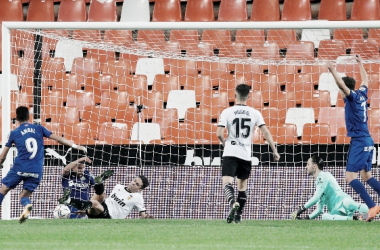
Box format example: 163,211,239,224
0,219,378,249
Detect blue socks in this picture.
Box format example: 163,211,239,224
20,197,31,207
0,193,4,205
349,179,376,208
367,177,380,196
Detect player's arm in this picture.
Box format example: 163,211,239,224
326,61,351,97
62,157,92,176
216,126,226,146
49,134,87,153
139,211,154,219
356,55,369,88
308,201,324,220
0,146,10,168
259,125,280,161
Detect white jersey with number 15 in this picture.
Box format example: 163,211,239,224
218,105,265,161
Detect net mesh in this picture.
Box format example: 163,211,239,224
1,27,380,219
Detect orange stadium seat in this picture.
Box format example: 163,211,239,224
195,123,219,144
333,29,364,48
336,127,351,144
27,0,55,21
311,90,331,119
101,59,133,89
114,108,139,132
152,0,182,22
41,122,62,145
97,122,130,144
71,58,100,86
183,42,214,57
270,91,297,120
372,125,380,143
63,107,81,124
368,29,380,46
63,122,95,145
169,30,199,45
281,0,311,21
318,107,345,137
185,107,212,125
261,108,281,127
153,74,180,102
142,91,164,119
57,0,87,22
198,61,229,84
81,106,113,140
88,0,117,22
219,74,245,102
41,90,65,109
252,127,265,144
218,42,247,58
100,91,129,112
368,108,380,131
165,122,196,144
318,0,346,20
351,0,380,21
123,75,149,103
270,124,298,144
267,30,297,49
153,109,179,139
301,123,332,144
248,91,264,110
185,76,213,103
234,63,261,85
201,30,231,47
201,91,228,120
317,40,346,60
252,74,280,103
250,0,280,21
72,29,102,43
169,59,198,87
85,73,112,104
67,91,95,111
286,41,315,60
250,42,281,60
103,30,133,46
371,90,380,108
137,30,166,45
184,0,215,22
218,0,248,22
350,39,380,59
41,57,66,80
235,30,266,46
86,49,117,69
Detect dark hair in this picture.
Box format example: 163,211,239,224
311,154,324,170
138,175,149,189
16,106,29,122
235,83,250,100
342,76,356,91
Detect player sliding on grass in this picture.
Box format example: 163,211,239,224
59,170,153,219
0,106,87,223
217,83,280,224
327,55,380,221
292,155,369,221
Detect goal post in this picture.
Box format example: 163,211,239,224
1,20,380,220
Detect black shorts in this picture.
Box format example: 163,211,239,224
222,156,252,180
86,202,111,219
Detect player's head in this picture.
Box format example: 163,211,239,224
16,106,29,123
138,175,149,190
127,175,149,192
235,83,250,102
342,76,356,91
72,163,86,178
306,155,324,176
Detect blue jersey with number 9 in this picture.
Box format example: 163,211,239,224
5,123,52,173
344,86,371,138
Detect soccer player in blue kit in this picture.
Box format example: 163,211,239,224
327,56,380,221
61,156,95,219
0,106,87,223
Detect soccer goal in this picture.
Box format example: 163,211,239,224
1,21,380,220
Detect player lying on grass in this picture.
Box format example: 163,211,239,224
59,169,153,219
0,106,87,223
292,155,369,221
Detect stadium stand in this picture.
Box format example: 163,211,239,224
281,0,311,21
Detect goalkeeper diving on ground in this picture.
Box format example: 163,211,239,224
292,155,369,221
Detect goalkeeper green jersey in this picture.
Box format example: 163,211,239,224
304,171,352,219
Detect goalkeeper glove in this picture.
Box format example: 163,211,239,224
291,205,306,220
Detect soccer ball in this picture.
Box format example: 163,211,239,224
53,204,71,219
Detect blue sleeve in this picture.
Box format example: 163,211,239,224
358,86,368,98
90,175,95,186
5,131,14,148
40,125,52,138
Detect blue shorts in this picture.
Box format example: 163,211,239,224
346,137,374,172
1,169,42,192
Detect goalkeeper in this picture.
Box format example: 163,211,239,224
292,155,369,221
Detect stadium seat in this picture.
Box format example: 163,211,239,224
123,74,149,102
318,72,346,106
281,0,311,21
184,0,215,22
285,108,315,136
67,91,95,112
248,91,264,111
318,107,345,137
336,127,350,144
201,90,228,120
88,0,117,22
235,30,266,46
372,125,380,143
301,123,333,144
166,90,197,119
152,0,182,22
350,39,380,59
100,91,129,114
41,57,66,80
41,106,68,123
169,30,199,45
103,30,133,46
169,59,198,87
41,122,62,145
198,61,229,86
251,74,279,103
55,40,84,72
27,0,55,21
195,123,219,144
270,124,298,144
101,59,133,88
63,122,95,145
218,0,248,21
250,0,280,21
81,106,112,140
86,49,116,69
267,30,297,49
369,108,380,131
41,90,65,109
318,0,346,20
185,107,212,125
333,29,364,48
250,42,281,60
183,42,214,57
261,108,282,127
71,58,100,86
286,41,315,60
218,42,247,58
371,90,380,108
271,92,297,121
120,0,150,22
201,30,231,47
219,74,245,102
135,58,165,86
96,122,130,144
114,108,140,133
351,0,380,21
185,76,213,103
165,122,196,144
310,90,331,119
72,30,102,44
252,127,265,144
137,30,166,45
301,29,331,48
141,91,163,119
317,40,346,60
153,109,179,138
368,29,380,46
85,73,112,104
57,0,87,22
130,122,161,144
153,74,180,102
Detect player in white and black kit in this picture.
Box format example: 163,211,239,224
59,170,153,219
217,84,280,224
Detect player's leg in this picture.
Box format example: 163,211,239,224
18,175,41,223
92,169,115,203
0,185,11,205
0,169,23,205
321,212,353,221
221,157,239,223
234,159,251,224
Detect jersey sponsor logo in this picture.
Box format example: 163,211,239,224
233,110,250,116
17,171,39,178
231,141,236,145
68,180,90,189
20,128,36,136
111,193,126,207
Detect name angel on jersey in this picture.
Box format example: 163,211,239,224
234,110,250,116
20,128,36,136
111,193,126,207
